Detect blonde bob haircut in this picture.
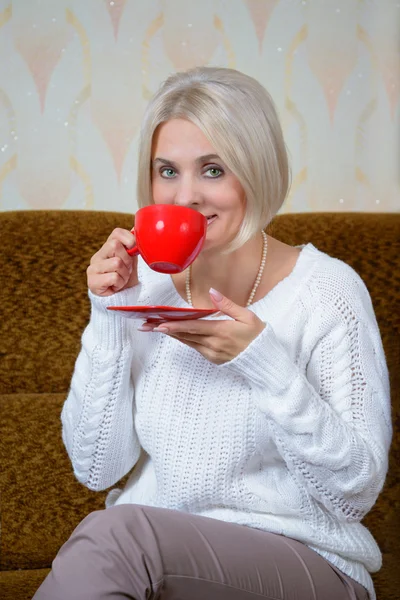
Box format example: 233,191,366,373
137,66,290,252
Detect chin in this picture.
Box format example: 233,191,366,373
202,235,229,254
201,235,219,252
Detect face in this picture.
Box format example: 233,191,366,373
151,118,246,252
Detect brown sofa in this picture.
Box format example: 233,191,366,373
0,210,399,600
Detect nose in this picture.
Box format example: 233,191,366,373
174,176,200,207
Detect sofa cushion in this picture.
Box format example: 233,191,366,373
0,210,134,395
0,568,50,600
0,393,107,570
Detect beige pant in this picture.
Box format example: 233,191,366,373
33,504,369,600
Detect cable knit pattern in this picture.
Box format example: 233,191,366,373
61,244,391,600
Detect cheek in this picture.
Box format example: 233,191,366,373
215,184,244,208
239,199,246,220
151,179,173,204
229,192,246,222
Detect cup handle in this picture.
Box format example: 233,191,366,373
126,227,139,256
127,245,139,256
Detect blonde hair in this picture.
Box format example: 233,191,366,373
137,66,290,251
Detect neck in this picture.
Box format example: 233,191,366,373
189,233,266,307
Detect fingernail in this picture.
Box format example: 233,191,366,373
138,325,153,331
153,326,169,333
209,288,223,302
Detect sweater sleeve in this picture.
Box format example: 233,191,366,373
221,267,392,523
61,285,142,491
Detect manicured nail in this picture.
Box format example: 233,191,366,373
153,326,169,333
209,288,223,302
138,325,153,331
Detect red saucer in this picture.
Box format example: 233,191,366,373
107,305,217,322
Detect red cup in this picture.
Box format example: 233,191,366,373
127,205,207,274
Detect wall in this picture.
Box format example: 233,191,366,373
0,0,399,214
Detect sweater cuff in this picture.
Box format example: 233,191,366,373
221,322,298,394
88,285,142,350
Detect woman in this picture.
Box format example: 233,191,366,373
34,67,391,600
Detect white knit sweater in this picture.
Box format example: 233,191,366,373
62,244,392,600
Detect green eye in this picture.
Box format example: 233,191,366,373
206,167,222,178
161,168,176,178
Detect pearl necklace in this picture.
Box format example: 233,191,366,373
185,230,268,307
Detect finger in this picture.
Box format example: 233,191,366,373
151,325,217,350
137,324,154,331
99,240,134,270
167,335,202,352
107,227,136,250
88,256,131,282
209,288,254,323
126,255,139,287
89,271,127,295
168,332,211,346
94,233,136,268
153,319,222,337
143,319,166,327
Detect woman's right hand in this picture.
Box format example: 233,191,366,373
87,228,138,297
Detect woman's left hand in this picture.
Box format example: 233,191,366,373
139,288,266,365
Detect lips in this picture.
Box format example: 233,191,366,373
206,214,217,226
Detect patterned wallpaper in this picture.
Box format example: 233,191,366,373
0,0,399,214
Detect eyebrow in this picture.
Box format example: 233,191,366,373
152,154,222,167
